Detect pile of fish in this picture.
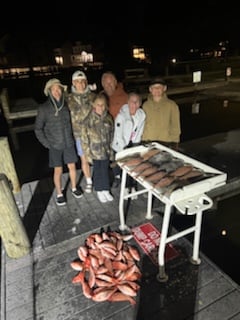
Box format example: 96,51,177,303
70,229,141,305
117,147,211,195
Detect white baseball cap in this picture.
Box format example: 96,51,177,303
72,70,87,81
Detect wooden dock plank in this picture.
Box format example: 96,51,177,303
192,290,240,320
2,173,240,320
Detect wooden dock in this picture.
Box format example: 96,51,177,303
1,171,240,320
1,79,240,320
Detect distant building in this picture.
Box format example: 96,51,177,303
0,38,104,78
53,41,103,69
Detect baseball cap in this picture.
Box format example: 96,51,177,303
72,70,87,81
150,77,166,87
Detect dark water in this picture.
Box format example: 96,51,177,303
1,74,240,286
176,96,240,285
172,194,240,285
0,67,104,103
180,97,240,142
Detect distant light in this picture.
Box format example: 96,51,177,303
171,58,177,64
221,229,227,236
226,67,231,77
223,100,229,108
133,47,146,60
55,56,63,65
193,71,202,84
192,102,200,114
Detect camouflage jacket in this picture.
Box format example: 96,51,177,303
67,89,96,139
81,109,114,164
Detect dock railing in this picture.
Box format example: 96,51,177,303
0,88,38,149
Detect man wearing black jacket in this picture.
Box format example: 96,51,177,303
35,78,82,206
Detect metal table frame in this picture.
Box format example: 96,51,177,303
117,143,226,282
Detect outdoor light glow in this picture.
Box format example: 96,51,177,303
223,100,229,108
221,229,227,236
193,71,202,83
55,56,63,65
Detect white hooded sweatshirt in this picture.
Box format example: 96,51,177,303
112,104,146,152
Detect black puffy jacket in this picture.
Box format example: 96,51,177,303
34,98,75,150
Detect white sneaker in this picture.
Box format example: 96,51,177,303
85,183,92,193
97,191,107,203
131,187,138,200
102,190,114,201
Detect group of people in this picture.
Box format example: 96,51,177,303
34,70,181,206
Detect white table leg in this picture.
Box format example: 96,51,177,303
157,203,172,282
118,169,128,230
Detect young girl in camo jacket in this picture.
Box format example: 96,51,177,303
81,93,114,203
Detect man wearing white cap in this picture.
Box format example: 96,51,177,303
68,70,96,193
35,78,83,206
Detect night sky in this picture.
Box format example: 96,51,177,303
1,1,239,58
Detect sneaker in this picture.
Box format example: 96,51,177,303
131,187,138,200
84,183,92,193
102,190,114,202
123,187,138,200
56,195,66,206
72,188,83,199
97,191,108,203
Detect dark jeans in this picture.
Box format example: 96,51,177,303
93,159,110,191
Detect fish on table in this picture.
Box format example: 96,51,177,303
130,161,154,176
169,164,193,177
156,159,184,173
141,148,162,161
162,169,207,196
153,175,176,189
143,170,168,183
136,164,161,178
147,150,173,164
117,152,142,163
119,156,144,168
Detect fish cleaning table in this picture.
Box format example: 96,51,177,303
116,142,227,281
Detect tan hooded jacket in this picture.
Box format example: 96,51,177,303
142,94,181,143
